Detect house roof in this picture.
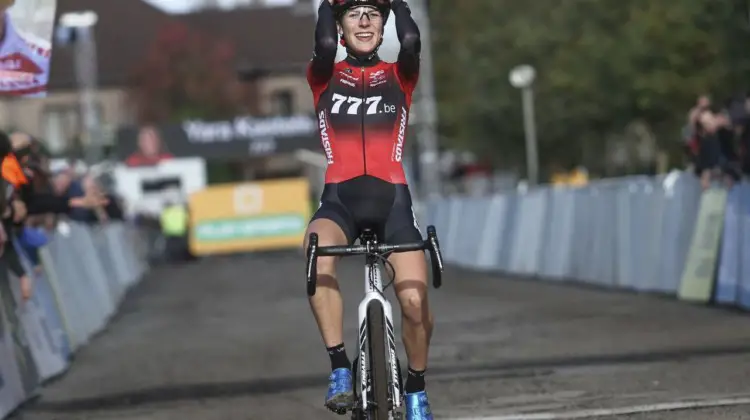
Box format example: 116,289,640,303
48,0,315,90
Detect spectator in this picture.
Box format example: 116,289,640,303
125,126,173,167
159,199,191,263
692,102,712,185
0,130,107,300
692,105,739,190
51,169,73,197
726,92,748,127
81,174,111,223
18,218,48,273
688,94,711,126
61,170,124,223
738,94,750,177
684,95,711,166
2,131,107,217
715,110,741,185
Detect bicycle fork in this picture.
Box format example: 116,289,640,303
355,262,403,413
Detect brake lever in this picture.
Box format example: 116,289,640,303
306,233,318,296
426,225,444,289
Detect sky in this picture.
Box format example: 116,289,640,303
144,0,403,61
143,0,296,13
143,0,201,13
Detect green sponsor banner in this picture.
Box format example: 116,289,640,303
678,188,728,302
189,179,311,254
195,213,306,242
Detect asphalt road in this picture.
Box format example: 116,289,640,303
10,251,750,420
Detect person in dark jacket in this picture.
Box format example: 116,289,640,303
1,131,107,216
0,130,107,301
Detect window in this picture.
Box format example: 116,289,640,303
270,89,294,116
41,105,78,154
41,103,104,154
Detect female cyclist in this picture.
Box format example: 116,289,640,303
305,0,433,419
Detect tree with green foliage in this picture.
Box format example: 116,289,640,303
430,0,750,175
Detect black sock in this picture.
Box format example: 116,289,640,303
326,343,351,371
404,367,425,393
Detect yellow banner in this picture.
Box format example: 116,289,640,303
188,178,311,255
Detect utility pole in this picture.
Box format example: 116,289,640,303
57,11,102,166
406,0,441,199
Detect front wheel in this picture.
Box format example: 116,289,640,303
366,301,390,420
351,408,366,420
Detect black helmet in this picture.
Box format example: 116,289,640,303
332,0,390,23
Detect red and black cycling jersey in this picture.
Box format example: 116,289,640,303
307,0,420,185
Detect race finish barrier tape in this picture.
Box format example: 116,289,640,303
0,221,147,418
424,171,750,309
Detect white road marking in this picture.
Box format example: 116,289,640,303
448,396,750,419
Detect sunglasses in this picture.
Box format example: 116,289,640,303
344,7,383,22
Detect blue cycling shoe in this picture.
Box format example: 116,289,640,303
325,368,354,413
405,390,433,420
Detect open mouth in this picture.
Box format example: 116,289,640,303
355,32,374,42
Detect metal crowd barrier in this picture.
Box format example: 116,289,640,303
0,221,147,418
425,171,750,306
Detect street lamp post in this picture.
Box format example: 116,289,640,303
509,64,539,186
56,11,101,166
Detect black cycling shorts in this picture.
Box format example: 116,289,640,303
310,175,422,245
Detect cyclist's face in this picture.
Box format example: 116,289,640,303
339,6,384,55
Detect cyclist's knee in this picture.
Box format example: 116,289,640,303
316,256,338,279
398,288,430,326
309,258,341,294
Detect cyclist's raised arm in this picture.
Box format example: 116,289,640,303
392,0,421,91
308,0,338,94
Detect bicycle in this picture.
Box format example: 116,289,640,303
306,225,445,420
